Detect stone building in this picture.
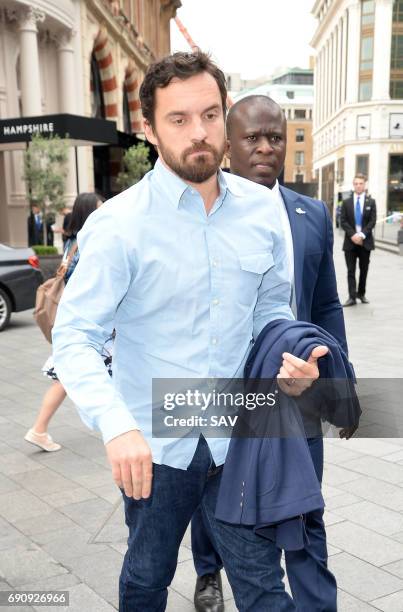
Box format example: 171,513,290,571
311,0,403,220
0,0,180,246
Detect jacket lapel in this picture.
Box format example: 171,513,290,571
362,195,371,222
279,187,306,316
348,196,355,225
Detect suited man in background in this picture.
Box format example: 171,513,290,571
192,95,348,612
341,174,377,306
27,204,44,246
27,204,55,247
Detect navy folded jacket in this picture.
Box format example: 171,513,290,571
215,319,360,550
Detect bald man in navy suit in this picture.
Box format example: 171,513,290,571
192,95,351,612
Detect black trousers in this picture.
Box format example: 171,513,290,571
345,246,371,298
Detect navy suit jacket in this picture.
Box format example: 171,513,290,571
215,320,360,550
279,186,348,355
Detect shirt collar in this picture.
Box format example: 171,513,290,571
152,158,243,208
219,170,244,197
270,179,280,198
269,180,286,206
152,159,188,208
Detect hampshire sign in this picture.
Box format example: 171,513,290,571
0,114,118,149
3,122,55,137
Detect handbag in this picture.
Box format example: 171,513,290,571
34,243,78,343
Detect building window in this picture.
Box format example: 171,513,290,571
337,157,345,184
123,86,131,133
356,154,369,178
90,53,105,119
294,109,306,119
286,91,295,99
360,36,374,71
390,113,403,138
359,0,375,101
321,162,335,216
16,55,22,117
359,81,372,101
361,0,375,24
295,151,305,165
388,154,403,213
295,174,304,183
357,114,371,139
296,129,305,142
390,2,403,99
393,0,403,22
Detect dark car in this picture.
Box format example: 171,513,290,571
0,244,43,332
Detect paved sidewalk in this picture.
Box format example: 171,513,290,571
0,233,402,611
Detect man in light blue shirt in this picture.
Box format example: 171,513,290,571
53,51,325,612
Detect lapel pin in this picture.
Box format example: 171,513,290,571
296,207,306,215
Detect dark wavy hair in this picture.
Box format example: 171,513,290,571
66,192,101,237
139,50,227,127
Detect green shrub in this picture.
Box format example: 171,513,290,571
32,245,59,256
117,142,152,190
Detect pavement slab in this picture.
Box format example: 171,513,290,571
329,553,403,602
326,521,403,566
332,501,403,537
0,232,402,609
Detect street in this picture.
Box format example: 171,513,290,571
0,233,402,611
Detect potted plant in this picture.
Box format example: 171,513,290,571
23,133,69,278
117,141,152,190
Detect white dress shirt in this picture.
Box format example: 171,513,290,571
270,181,297,316
353,192,365,237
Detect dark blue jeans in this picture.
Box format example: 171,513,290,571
191,505,223,576
285,437,337,612
192,437,337,612
120,437,295,611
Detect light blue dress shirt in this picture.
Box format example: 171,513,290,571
53,159,294,469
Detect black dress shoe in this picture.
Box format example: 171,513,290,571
194,572,224,612
357,295,370,304
343,298,357,307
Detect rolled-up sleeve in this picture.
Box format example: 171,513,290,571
52,206,139,444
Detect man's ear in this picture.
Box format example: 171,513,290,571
226,139,231,158
143,119,158,147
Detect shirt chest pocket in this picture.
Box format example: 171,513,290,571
236,251,275,306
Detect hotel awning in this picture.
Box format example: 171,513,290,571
0,113,119,151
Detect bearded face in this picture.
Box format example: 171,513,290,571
144,72,226,185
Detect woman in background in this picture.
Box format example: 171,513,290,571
24,193,107,452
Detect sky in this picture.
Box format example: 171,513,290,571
170,0,317,80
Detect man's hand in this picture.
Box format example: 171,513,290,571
277,346,329,397
351,233,363,246
105,430,153,500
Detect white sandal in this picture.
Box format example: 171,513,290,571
24,429,61,452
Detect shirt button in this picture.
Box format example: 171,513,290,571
212,299,219,306
240,502,243,507
211,338,218,345
212,259,218,267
